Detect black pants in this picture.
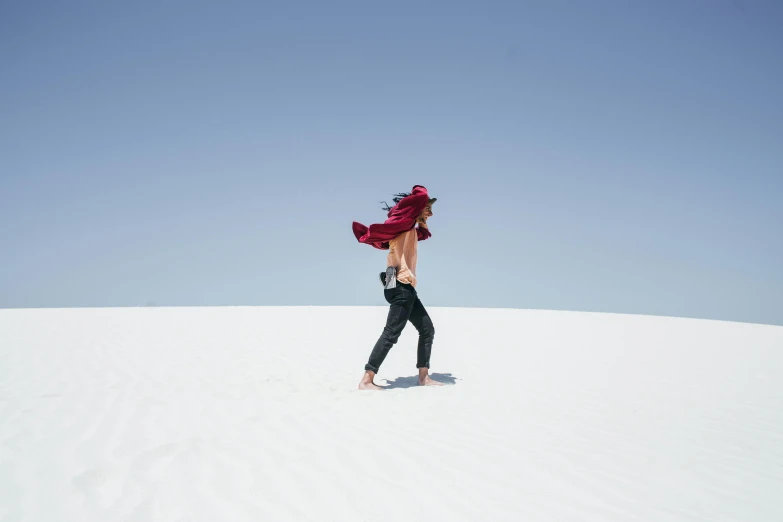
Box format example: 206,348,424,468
365,282,435,373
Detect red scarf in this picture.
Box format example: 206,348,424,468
352,185,432,250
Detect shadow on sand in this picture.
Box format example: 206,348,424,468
382,373,458,390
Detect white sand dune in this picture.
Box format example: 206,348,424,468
1,306,782,521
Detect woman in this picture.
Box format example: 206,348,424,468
352,185,442,390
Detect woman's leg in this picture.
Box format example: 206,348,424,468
408,297,435,370
408,296,442,386
359,285,416,389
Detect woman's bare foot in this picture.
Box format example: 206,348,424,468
418,368,444,386
358,370,384,391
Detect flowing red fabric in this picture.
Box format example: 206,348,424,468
352,185,432,250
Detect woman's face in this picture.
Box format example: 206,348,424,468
421,204,433,219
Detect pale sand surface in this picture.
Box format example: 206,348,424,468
1,306,782,521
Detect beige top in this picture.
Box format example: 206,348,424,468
387,227,420,287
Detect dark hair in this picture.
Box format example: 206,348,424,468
380,192,411,212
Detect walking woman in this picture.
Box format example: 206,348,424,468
352,185,443,390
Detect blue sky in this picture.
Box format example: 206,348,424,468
1,0,782,325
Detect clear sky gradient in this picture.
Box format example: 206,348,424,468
2,1,782,325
